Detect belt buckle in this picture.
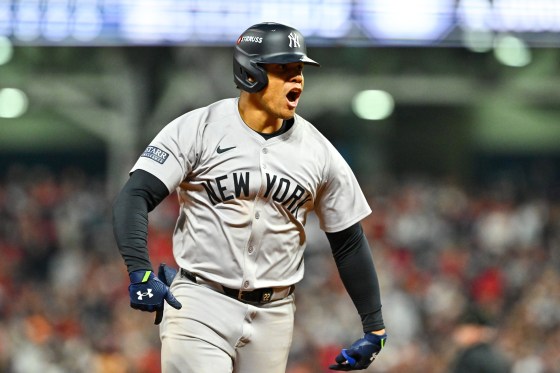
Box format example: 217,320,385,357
260,289,273,303
237,289,273,303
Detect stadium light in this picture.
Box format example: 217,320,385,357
352,90,394,121
493,34,532,67
0,88,29,118
356,0,456,43
0,36,13,65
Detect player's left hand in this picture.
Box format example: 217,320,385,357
128,267,182,325
329,332,387,371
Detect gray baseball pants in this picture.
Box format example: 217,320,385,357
160,274,296,373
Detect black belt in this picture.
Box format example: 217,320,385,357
180,268,295,304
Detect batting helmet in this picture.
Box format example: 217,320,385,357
233,22,320,93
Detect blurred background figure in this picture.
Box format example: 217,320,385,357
449,307,511,373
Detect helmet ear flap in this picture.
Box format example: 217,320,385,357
233,47,268,93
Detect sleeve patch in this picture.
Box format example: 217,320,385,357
141,146,169,164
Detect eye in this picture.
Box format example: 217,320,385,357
290,63,304,75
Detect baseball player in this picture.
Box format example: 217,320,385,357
113,22,387,372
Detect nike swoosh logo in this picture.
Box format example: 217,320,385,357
216,145,236,154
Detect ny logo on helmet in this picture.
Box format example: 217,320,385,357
288,32,300,48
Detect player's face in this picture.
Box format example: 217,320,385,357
259,62,305,120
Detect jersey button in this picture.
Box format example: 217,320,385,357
262,148,268,154
255,212,260,219
243,281,250,289
248,246,254,254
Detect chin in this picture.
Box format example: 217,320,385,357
280,114,295,121
280,108,296,119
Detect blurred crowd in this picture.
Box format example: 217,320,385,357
1,164,559,373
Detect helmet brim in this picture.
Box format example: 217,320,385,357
257,53,320,67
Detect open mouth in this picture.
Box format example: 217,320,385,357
286,88,302,108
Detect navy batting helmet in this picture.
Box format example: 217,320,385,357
233,22,320,93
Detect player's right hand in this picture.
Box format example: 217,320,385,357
154,263,180,324
128,269,182,322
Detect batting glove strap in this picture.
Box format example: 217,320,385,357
128,270,182,312
129,269,153,284
329,332,387,371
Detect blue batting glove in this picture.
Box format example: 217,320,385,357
157,263,178,287
129,269,182,323
329,332,387,371
154,263,179,324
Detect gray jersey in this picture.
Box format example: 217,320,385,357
131,98,371,290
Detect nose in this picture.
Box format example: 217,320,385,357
290,73,303,84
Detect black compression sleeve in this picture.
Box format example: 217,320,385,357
112,170,170,273
326,223,385,333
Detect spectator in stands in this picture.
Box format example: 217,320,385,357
449,306,511,373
